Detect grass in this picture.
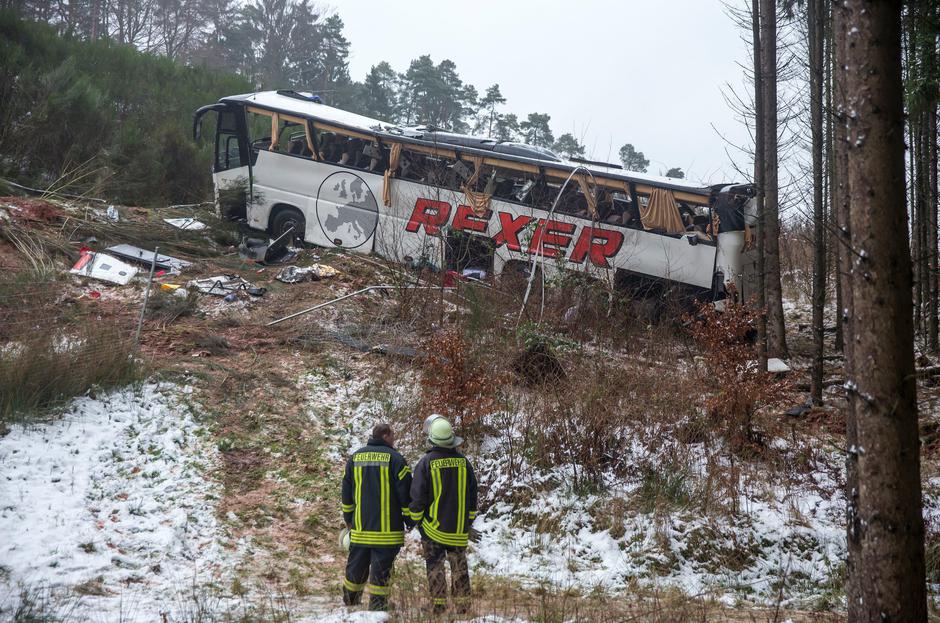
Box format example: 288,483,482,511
636,463,695,514
0,320,142,424
0,583,83,623
145,288,199,326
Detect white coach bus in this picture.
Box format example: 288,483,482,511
193,90,756,302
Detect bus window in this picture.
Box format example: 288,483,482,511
215,109,242,172
278,120,312,158
246,108,273,164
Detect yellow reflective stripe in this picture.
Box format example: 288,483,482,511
366,583,389,596
410,509,425,521
457,462,466,535
433,597,448,605
398,465,411,480
342,503,355,513
350,530,405,545
429,465,442,528
382,465,391,533
400,507,410,516
344,578,365,591
468,510,477,520
354,466,363,531
422,521,468,547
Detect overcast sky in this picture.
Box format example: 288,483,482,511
335,0,753,184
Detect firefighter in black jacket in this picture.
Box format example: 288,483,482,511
410,416,478,614
341,423,413,611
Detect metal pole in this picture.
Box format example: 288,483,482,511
266,285,454,326
135,246,159,345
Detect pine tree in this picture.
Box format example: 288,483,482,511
838,0,927,617
475,84,506,137
552,133,585,159
493,113,520,142
618,144,649,172
808,0,827,404
519,113,554,148
664,167,684,179
760,0,789,358
359,61,398,121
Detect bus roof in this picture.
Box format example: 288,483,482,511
218,90,734,197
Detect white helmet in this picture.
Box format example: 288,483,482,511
423,413,444,436
338,527,351,552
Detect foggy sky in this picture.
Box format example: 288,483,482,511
336,0,753,184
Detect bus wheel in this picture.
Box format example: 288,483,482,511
271,207,305,244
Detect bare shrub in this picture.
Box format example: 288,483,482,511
418,327,497,429
685,287,791,453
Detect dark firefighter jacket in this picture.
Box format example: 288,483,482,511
341,438,413,547
409,446,478,548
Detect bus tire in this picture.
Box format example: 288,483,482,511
270,206,305,244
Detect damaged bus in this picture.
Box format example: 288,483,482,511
193,90,757,302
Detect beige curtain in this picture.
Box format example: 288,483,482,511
640,188,685,234
382,143,402,207
461,155,491,216
575,174,598,219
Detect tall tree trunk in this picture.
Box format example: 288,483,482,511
927,112,938,351
832,1,860,613
809,0,826,404
753,0,768,372
926,6,939,351
760,0,788,359
841,0,927,618
828,14,843,354
918,119,929,346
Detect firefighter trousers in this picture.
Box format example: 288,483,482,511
343,545,399,611
422,539,471,613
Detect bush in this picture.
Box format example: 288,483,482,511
0,12,252,205
418,327,496,429
685,287,791,452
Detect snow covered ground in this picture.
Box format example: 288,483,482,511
471,445,845,607
0,366,868,619
301,369,848,609
0,383,242,622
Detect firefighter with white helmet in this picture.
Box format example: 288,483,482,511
409,416,478,615
340,422,413,611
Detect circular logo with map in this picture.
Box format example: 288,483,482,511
316,171,379,249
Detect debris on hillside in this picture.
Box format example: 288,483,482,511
188,274,261,297
276,264,339,283
163,217,206,230
70,251,138,285
106,243,192,273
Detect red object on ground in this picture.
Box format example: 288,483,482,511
89,291,101,299
72,252,93,271
443,270,460,287
155,270,166,277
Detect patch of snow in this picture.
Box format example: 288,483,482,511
0,382,243,621
470,427,847,607
311,610,389,623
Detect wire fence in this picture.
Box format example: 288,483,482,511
0,256,157,423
